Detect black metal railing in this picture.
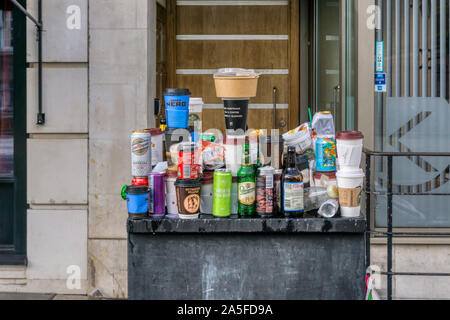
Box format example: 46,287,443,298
364,149,450,300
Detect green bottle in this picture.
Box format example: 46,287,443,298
238,139,256,216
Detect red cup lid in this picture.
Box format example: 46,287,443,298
132,177,149,186
336,131,364,140
145,128,163,136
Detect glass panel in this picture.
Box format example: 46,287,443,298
314,0,341,119
0,1,14,177
375,0,450,228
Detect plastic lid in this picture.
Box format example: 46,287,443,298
258,166,275,176
178,142,199,152
189,98,204,104
145,128,163,136
336,131,364,140
214,68,260,78
336,168,365,178
124,185,149,195
175,178,201,188
164,127,191,136
163,88,191,96
224,134,246,145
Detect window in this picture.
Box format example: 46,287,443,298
374,0,450,228
0,0,26,264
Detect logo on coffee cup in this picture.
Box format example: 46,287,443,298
184,194,200,213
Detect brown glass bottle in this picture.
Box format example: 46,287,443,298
281,146,304,218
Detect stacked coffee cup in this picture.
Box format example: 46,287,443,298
335,131,365,218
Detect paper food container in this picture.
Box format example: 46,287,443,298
213,68,260,98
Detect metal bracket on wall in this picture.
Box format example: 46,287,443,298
9,0,45,125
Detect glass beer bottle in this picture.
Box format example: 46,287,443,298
281,146,304,217
238,138,256,216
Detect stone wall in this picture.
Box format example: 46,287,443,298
88,0,154,298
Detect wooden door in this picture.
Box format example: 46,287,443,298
167,0,299,134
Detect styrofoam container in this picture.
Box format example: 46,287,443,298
336,169,365,217
336,131,364,170
166,176,179,217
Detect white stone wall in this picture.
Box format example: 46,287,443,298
88,0,154,298
23,0,88,295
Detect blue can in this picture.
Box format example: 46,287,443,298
124,185,149,217
164,89,191,128
315,137,337,172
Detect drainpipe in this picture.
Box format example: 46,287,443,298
9,0,45,125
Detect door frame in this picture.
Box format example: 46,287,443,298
0,0,27,265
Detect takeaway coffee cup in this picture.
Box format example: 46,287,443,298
336,169,365,218
336,131,364,171
165,170,179,218
175,178,201,219
223,99,249,132
124,185,149,219
164,127,191,172
224,134,245,176
164,89,191,128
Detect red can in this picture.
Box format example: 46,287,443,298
132,177,149,186
177,142,201,179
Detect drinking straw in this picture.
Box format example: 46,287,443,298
308,106,313,125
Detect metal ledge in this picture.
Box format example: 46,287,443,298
127,216,366,234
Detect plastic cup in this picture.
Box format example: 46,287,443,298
164,89,191,128
165,171,179,218
224,134,245,176
124,186,149,219
336,131,364,171
223,99,249,132
336,169,365,218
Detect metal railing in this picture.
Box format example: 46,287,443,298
364,148,450,300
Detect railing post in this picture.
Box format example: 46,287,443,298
365,154,371,268
387,156,393,300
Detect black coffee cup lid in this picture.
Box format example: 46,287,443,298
164,88,191,96
125,185,149,195
175,178,201,188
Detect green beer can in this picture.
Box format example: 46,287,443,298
212,169,232,217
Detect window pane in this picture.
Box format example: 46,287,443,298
0,1,14,177
374,0,450,228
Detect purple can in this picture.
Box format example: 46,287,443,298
149,172,166,218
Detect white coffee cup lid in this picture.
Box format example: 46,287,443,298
336,168,365,178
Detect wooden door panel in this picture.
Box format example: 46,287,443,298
176,40,288,69
167,0,299,133
177,6,288,35
176,74,289,104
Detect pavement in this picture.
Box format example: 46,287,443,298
0,293,98,300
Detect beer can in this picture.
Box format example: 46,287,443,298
131,131,152,177
212,169,232,217
149,172,165,218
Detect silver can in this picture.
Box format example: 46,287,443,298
131,131,152,177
